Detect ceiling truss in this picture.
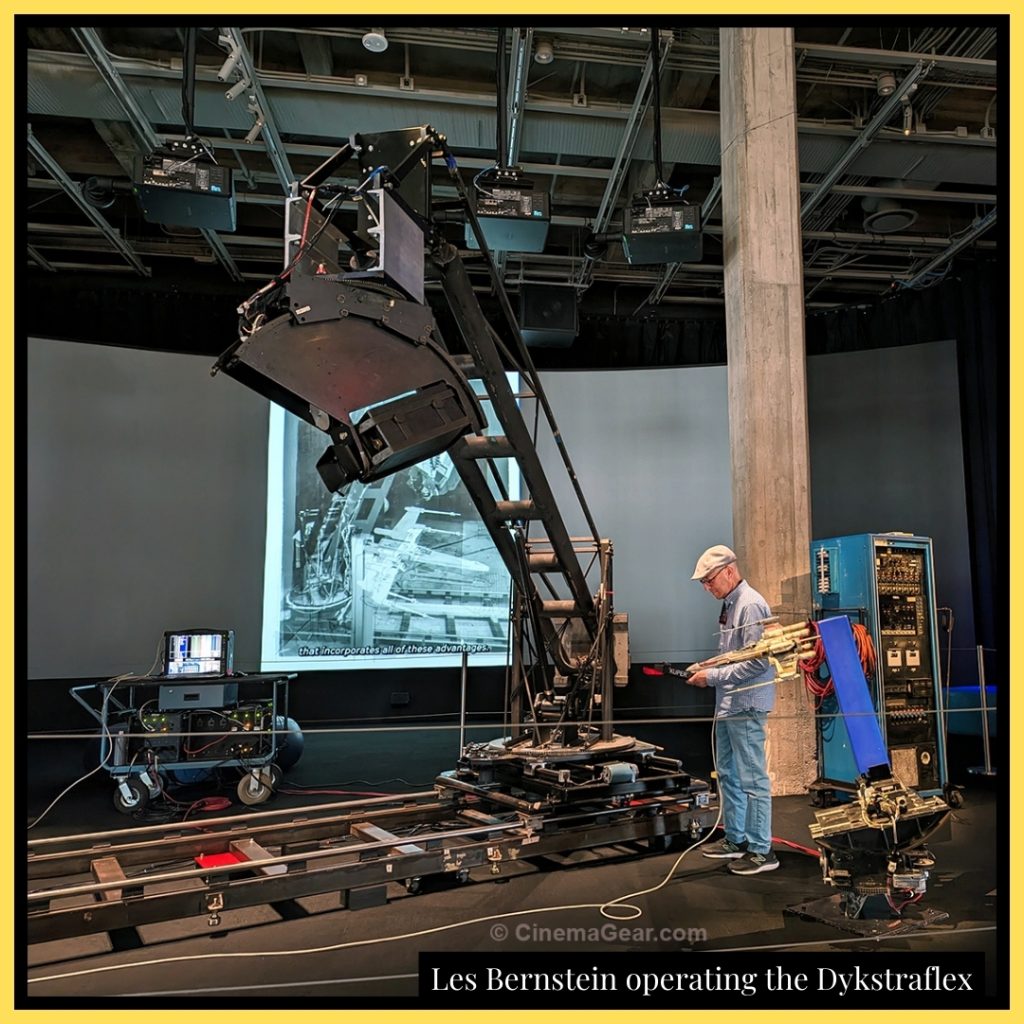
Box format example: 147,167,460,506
24,22,999,314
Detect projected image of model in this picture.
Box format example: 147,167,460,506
263,409,513,671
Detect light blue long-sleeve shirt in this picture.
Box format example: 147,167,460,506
705,579,776,716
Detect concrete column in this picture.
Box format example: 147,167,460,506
719,27,815,795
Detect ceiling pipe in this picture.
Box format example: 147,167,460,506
27,124,150,277
27,244,56,272
71,27,242,282
505,27,533,168
575,28,672,292
801,60,933,222
70,27,160,155
795,42,994,76
221,28,295,191
28,50,996,185
494,27,534,283
903,208,997,288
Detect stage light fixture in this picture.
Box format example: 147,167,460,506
225,76,250,102
902,103,914,136
244,113,266,145
876,72,896,96
216,36,241,82
534,39,554,64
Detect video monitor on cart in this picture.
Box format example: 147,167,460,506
162,629,234,677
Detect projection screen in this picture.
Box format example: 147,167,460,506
261,379,519,671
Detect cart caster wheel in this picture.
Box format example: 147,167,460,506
113,777,149,814
455,869,470,885
237,769,274,806
946,787,964,809
405,877,422,894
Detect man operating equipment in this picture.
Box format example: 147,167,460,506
686,545,779,875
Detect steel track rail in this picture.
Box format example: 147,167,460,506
28,790,446,878
27,786,715,946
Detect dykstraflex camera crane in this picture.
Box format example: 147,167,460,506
212,125,948,925
214,125,703,809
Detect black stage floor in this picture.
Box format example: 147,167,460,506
23,730,1001,1004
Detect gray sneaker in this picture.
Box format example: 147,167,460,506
702,837,748,859
729,850,779,874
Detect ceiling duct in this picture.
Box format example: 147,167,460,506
862,196,917,233
861,180,939,234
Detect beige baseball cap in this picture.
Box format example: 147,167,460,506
691,544,737,580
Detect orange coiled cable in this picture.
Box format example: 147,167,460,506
801,620,876,699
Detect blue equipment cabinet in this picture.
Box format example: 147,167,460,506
810,533,947,796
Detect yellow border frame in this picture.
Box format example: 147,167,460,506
9,6,1015,1021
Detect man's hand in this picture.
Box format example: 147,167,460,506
686,669,709,688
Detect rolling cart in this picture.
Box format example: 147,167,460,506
70,673,297,814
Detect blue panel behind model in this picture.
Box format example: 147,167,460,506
818,616,890,776
946,685,998,737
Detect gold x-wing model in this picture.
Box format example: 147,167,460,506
644,619,817,682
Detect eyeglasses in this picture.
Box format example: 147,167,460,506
701,566,728,588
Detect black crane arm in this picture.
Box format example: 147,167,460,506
214,125,626,751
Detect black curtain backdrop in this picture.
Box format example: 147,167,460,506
948,270,1002,658
804,265,1003,658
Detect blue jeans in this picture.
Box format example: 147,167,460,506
715,711,772,854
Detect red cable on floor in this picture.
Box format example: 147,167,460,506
773,837,821,858
184,796,233,817
707,822,820,858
